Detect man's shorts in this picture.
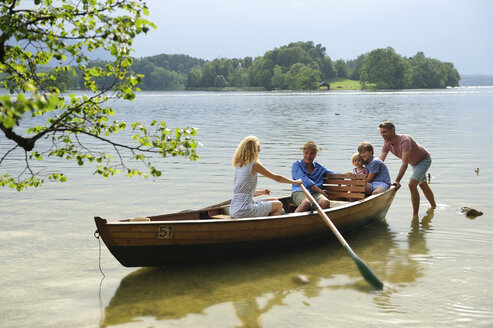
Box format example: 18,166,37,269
411,157,432,184
292,190,325,206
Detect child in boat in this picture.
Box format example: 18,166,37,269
230,136,302,218
357,142,391,195
351,152,368,175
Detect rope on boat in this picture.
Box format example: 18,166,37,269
94,230,106,278
94,230,106,325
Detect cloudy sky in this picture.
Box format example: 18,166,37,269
132,0,492,75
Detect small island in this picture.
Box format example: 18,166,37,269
42,41,460,92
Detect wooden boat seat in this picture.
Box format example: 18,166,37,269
323,173,366,201
282,173,365,213
209,214,233,220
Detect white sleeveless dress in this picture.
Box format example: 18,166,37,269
230,162,272,218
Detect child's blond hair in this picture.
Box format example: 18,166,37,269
351,152,364,166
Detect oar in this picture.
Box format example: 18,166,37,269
300,184,384,290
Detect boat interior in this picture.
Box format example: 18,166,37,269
124,174,367,222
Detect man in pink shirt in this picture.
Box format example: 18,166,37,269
379,121,437,217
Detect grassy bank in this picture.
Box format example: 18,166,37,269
319,79,362,90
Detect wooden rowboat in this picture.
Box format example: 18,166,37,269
94,174,397,267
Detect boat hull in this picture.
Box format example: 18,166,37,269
95,187,396,267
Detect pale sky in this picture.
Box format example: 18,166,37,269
132,0,493,75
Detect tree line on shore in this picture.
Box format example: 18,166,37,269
44,41,460,91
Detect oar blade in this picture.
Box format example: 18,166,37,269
299,184,385,290
344,245,384,290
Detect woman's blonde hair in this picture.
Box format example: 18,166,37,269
232,136,260,167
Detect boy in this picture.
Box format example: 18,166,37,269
358,141,391,195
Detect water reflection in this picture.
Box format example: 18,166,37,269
100,219,431,327
373,209,434,312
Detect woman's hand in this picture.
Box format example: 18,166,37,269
294,179,302,185
254,189,270,197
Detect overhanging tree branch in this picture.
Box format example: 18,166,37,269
0,0,199,191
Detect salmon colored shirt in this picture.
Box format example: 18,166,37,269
381,134,430,166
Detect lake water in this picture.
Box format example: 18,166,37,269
1,87,493,327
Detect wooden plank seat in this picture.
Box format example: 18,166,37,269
209,214,233,220
207,207,233,220
323,173,367,201
280,173,366,213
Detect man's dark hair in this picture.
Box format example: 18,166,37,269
379,121,395,130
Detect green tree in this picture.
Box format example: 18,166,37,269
200,61,216,87
187,65,203,88
360,47,408,89
43,67,74,92
335,59,348,78
214,75,227,88
248,57,275,89
407,52,460,88
285,63,320,90
228,66,249,88
271,65,285,90
148,67,186,90
0,0,199,191
212,58,233,81
241,56,253,69
320,56,336,80
443,62,460,87
347,54,367,80
277,46,311,68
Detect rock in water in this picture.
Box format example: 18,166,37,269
294,274,310,284
460,207,483,217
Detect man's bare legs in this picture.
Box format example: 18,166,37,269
409,179,437,217
295,197,330,212
409,179,420,217
419,181,437,209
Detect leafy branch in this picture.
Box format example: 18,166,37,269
0,0,200,191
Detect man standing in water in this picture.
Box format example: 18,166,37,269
379,121,437,217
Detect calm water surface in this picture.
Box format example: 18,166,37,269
1,88,492,327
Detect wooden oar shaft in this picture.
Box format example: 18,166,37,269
300,185,348,246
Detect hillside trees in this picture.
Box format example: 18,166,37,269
359,47,460,89
360,47,408,89
247,41,335,90
0,0,199,191
347,54,367,80
24,39,461,92
129,54,204,90
407,52,460,88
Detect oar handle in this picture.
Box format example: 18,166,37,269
300,184,348,247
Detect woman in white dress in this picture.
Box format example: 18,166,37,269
230,136,302,218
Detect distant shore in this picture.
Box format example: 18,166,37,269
459,74,493,86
